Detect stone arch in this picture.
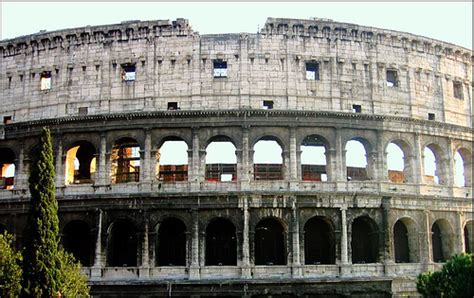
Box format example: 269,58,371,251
205,217,237,266
423,143,446,185
385,139,414,183
301,135,330,182
62,220,94,266
463,220,473,253
345,137,373,181
454,147,472,187
253,135,284,180
254,217,286,265
156,133,192,150
431,219,454,262
156,136,189,182
0,147,16,190
205,135,237,182
351,216,379,263
111,137,141,183
107,219,138,267
156,217,187,266
392,217,419,263
303,216,335,264
65,141,96,185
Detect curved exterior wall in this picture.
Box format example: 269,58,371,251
0,18,472,297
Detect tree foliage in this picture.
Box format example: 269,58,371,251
22,127,89,297
416,253,473,298
0,232,22,298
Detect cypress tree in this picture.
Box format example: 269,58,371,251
22,127,61,297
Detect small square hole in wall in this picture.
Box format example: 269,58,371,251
78,107,88,115
263,100,274,110
352,104,362,113
121,64,136,81
386,70,398,87
213,60,227,78
40,71,52,90
306,62,320,80
428,113,435,120
453,81,463,99
167,102,179,110
3,116,12,124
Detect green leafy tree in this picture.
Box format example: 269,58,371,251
417,253,473,298
57,250,89,297
22,127,89,297
0,232,22,297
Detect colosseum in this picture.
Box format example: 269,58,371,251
0,17,472,297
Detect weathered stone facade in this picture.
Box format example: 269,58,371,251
0,18,472,297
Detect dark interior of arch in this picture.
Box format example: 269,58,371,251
351,217,379,263
464,225,471,253
73,142,96,183
113,138,140,183
432,222,444,262
394,220,410,263
304,217,335,264
157,218,187,266
0,148,15,189
0,223,6,234
255,218,286,265
108,219,137,267
62,220,94,266
205,218,237,266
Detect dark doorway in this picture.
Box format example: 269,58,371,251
62,220,94,266
351,217,379,263
393,220,410,263
205,218,237,265
304,217,335,264
107,219,137,267
465,223,472,254
157,218,187,266
254,218,286,265
432,222,444,262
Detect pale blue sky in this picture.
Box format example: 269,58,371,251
1,2,472,49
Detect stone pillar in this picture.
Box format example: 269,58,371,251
413,133,423,187
335,130,346,181
190,128,200,191
291,200,302,277
240,126,250,190
241,196,251,278
376,130,388,181
91,209,104,279
382,197,394,276
444,138,455,189
97,133,107,186
282,150,290,182
142,129,152,186
340,206,350,276
454,211,465,254
55,138,64,187
140,219,150,279
189,209,200,279
422,210,433,268
14,146,27,190
289,127,298,181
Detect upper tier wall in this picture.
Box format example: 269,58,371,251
0,18,472,127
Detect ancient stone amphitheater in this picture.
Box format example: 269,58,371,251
0,17,472,297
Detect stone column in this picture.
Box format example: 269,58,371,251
241,196,251,278
289,127,298,181
454,211,465,254
413,133,423,188
140,219,150,279
376,130,388,181
340,206,350,276
240,127,250,190
190,128,200,191
97,133,107,186
14,146,27,190
282,150,290,182
91,209,104,279
382,197,394,276
422,210,433,269
291,200,302,277
335,130,346,181
141,129,152,186
189,209,200,279
444,138,455,189
55,138,64,187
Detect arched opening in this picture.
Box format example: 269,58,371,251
205,218,237,265
205,136,237,182
304,217,335,264
393,220,409,263
62,220,94,266
432,219,453,263
345,139,370,181
107,219,138,267
423,144,444,185
0,148,15,190
156,138,188,182
253,137,283,180
454,148,472,187
387,142,407,183
0,223,6,234
301,135,328,182
464,221,473,253
351,216,379,263
111,138,140,183
65,141,96,184
254,218,286,265
157,218,187,266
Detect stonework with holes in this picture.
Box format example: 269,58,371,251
0,18,472,297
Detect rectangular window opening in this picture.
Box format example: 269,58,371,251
428,113,435,120
306,62,320,80
263,100,274,110
352,104,362,113
78,107,88,115
167,102,179,110
40,72,52,90
386,70,398,87
3,116,12,124
453,81,463,99
213,60,227,78
121,64,136,82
